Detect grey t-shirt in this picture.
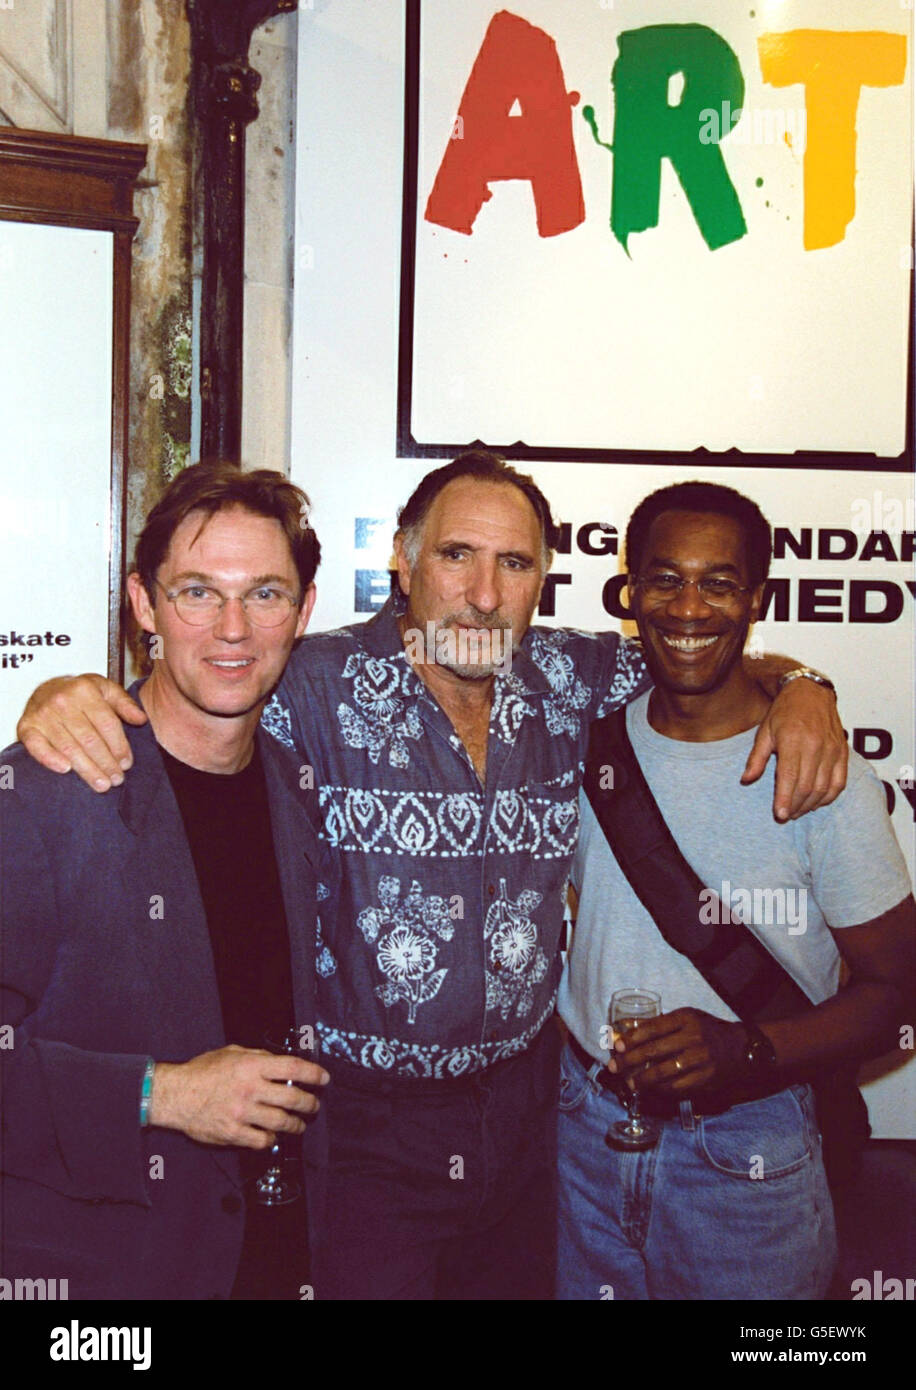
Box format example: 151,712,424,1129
559,691,913,1062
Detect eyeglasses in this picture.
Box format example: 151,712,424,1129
633,573,753,607
155,580,300,628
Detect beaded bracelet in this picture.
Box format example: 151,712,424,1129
139,1058,155,1127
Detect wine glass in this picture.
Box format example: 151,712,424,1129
253,1026,302,1207
604,988,662,1152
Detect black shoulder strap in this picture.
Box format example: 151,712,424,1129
582,708,812,1024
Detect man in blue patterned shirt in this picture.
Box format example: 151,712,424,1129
17,452,847,1300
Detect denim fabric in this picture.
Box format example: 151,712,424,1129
314,1022,560,1300
557,1041,837,1301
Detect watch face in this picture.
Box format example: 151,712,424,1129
746,1032,777,1068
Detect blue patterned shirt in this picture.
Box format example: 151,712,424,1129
263,592,648,1078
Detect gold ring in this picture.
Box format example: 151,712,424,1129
675,1059,683,1071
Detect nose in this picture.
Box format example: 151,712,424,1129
664,578,714,621
464,557,501,616
211,595,252,641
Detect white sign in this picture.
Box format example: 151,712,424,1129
0,221,113,749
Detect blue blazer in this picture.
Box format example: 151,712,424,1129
0,711,331,1300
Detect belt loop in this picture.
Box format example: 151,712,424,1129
679,1099,695,1132
587,1061,604,1093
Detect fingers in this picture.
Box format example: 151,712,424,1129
252,1101,309,1134
773,737,849,820
792,738,849,817
615,1012,712,1090
741,720,774,787
16,725,72,775
107,683,149,727
619,1028,689,1076
235,1124,280,1151
640,1050,711,1093
772,743,804,821
296,1061,332,1087
42,706,128,791
18,676,140,791
611,1013,681,1055
762,679,848,819
264,1054,330,1088
262,1080,322,1118
824,740,849,806
612,1010,687,1060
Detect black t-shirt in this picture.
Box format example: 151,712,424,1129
163,742,309,1300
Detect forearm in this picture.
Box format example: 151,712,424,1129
760,980,909,1077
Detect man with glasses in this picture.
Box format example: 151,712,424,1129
558,481,915,1300
0,462,335,1300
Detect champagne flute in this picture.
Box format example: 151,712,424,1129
604,988,662,1152
253,1026,302,1207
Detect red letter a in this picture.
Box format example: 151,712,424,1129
424,10,584,238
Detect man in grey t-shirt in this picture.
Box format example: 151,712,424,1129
557,481,916,1301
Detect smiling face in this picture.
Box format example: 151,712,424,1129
394,477,546,680
628,510,763,698
128,505,314,729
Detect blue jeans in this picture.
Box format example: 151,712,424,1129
557,1040,837,1300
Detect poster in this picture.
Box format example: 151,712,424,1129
0,220,113,750
407,0,912,460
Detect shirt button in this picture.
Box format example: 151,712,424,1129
221,1193,242,1215
487,884,495,896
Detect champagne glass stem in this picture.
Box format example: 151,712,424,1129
628,1080,642,1135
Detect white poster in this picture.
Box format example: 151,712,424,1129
0,220,113,750
411,0,912,457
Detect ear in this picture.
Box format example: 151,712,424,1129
295,583,317,638
127,572,157,635
393,532,412,596
748,582,765,627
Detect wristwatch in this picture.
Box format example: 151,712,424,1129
742,1022,778,1074
776,667,836,694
